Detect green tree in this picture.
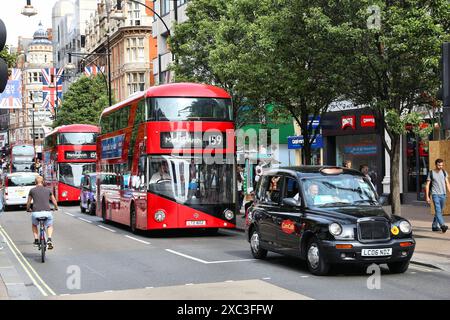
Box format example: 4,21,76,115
0,45,18,68
340,0,449,214
53,75,112,127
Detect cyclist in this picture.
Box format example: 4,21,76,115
26,176,59,249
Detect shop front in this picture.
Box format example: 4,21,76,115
322,108,384,195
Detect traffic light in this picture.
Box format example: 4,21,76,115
441,43,450,129
0,19,8,93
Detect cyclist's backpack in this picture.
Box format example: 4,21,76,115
429,170,447,197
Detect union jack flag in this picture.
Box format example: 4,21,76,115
84,65,105,77
42,68,64,114
0,68,22,109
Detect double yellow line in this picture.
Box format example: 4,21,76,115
0,225,56,297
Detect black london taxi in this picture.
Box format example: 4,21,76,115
245,166,415,276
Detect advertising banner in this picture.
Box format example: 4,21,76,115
101,134,124,159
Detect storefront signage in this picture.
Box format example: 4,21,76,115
341,116,356,130
65,151,96,160
361,115,376,127
287,135,323,149
160,132,226,149
308,116,321,129
101,134,124,159
344,145,377,156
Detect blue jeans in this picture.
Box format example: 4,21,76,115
432,194,446,228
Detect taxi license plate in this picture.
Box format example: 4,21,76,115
186,220,206,226
362,248,392,257
18,190,26,196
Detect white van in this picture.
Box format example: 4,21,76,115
2,172,39,209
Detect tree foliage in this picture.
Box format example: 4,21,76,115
338,0,450,214
0,45,18,68
53,75,112,127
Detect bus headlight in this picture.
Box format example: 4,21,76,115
224,209,234,221
154,210,166,222
62,191,68,197
399,221,412,234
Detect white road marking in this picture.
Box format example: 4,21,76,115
165,249,256,264
60,294,71,296
165,249,209,264
225,280,234,283
262,277,271,280
145,287,154,289
97,225,116,233
185,283,194,286
301,276,309,278
0,226,55,296
104,290,114,293
5,283,25,285
65,212,75,217
78,218,92,224
125,235,150,245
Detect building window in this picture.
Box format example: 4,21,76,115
28,72,41,84
178,0,187,6
127,1,141,26
161,0,170,16
127,72,145,96
126,37,145,63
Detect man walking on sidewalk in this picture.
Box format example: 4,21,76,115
425,158,450,233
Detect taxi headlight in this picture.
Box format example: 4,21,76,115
154,210,166,222
399,221,412,234
224,209,234,221
329,223,342,236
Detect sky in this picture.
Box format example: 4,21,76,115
1,0,59,47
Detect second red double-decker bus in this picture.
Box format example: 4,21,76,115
43,124,99,202
97,83,236,233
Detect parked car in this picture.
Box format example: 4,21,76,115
246,166,415,276
2,172,39,209
80,173,96,215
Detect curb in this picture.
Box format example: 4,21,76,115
410,260,442,270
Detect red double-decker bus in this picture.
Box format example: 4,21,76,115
43,124,99,202
97,83,236,233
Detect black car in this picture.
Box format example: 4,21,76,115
246,166,415,276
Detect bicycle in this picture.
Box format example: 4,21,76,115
29,208,56,263
36,217,48,263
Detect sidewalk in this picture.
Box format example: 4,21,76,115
235,202,450,272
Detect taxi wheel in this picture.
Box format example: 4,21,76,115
250,229,267,259
88,201,95,215
306,239,330,276
387,260,410,274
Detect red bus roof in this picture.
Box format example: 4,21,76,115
46,124,100,137
102,83,231,116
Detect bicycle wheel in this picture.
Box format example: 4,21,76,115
40,224,46,263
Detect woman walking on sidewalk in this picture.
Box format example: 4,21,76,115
425,158,450,233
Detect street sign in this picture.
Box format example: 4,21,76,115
287,135,323,149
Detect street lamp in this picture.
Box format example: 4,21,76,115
21,0,37,17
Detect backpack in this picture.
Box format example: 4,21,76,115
429,170,447,197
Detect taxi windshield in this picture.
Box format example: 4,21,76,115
301,174,378,208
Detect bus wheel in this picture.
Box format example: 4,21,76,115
102,199,108,223
130,204,137,234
